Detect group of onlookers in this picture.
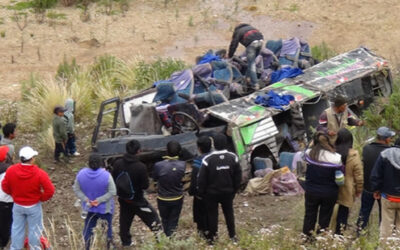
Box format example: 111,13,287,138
73,133,241,249
303,95,400,242
0,122,55,250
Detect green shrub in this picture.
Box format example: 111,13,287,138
31,0,58,10
363,77,400,132
89,54,122,86
56,56,80,81
46,11,67,19
311,42,337,62
131,57,186,90
287,3,299,12
7,1,33,11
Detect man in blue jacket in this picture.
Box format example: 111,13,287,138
371,141,400,241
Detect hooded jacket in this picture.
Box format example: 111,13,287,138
371,147,400,196
228,24,264,58
53,114,68,143
64,98,75,134
73,167,115,214
112,154,149,205
337,149,363,208
1,163,55,206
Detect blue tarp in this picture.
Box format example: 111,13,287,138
270,67,303,84
198,53,221,65
254,90,294,110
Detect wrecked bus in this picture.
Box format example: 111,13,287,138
91,47,392,183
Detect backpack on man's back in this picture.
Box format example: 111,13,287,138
115,164,135,200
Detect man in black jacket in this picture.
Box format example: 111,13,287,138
112,140,161,247
371,138,400,240
228,23,264,88
198,133,242,244
188,136,212,237
357,127,394,232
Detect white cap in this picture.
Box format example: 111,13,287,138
19,146,38,160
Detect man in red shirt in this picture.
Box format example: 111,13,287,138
1,146,55,250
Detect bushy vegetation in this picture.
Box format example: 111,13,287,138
363,78,400,132
311,42,337,62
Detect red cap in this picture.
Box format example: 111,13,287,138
0,146,9,162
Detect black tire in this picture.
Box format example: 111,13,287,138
172,112,200,135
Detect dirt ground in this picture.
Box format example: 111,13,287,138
1,0,400,100
0,0,389,248
43,160,305,248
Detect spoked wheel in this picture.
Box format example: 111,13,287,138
172,112,200,135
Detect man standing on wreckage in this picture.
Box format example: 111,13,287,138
228,23,264,90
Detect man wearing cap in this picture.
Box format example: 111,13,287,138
0,145,12,249
317,95,363,144
1,146,55,250
52,105,69,163
357,127,395,232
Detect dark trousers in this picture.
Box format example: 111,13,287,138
303,193,337,236
157,198,183,237
83,212,112,250
119,199,161,246
0,202,13,247
66,133,77,155
335,205,349,234
205,194,236,242
54,142,67,161
357,190,382,230
193,196,208,234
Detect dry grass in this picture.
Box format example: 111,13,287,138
15,56,186,151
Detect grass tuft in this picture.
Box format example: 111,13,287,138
46,10,67,20
311,42,337,62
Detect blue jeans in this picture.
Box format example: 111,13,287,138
11,203,43,250
66,133,77,155
357,190,382,230
83,212,113,250
246,41,262,85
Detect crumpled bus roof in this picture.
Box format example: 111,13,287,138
207,47,388,127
